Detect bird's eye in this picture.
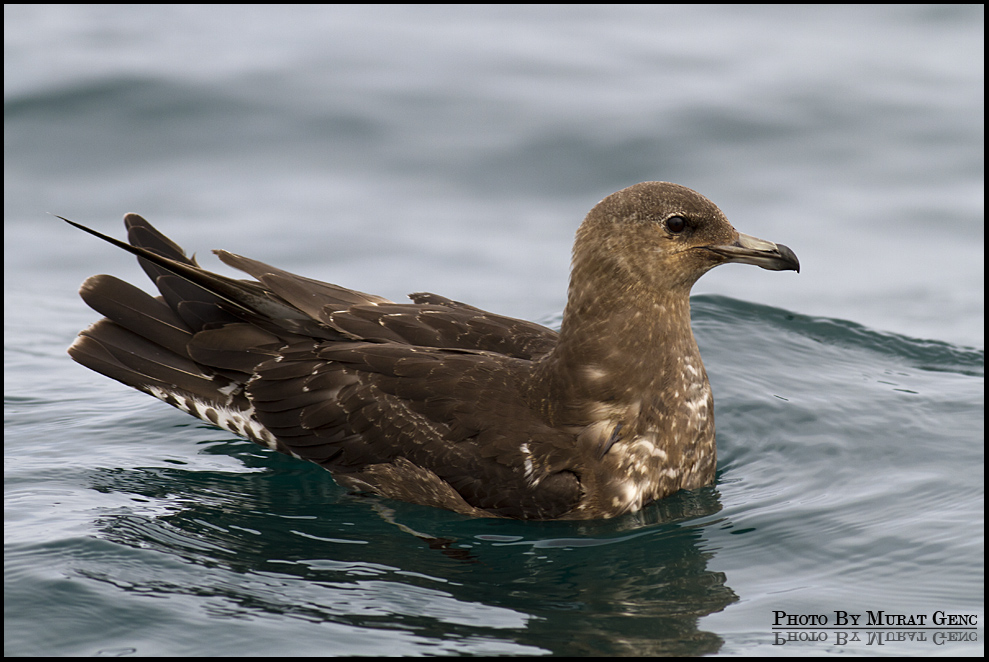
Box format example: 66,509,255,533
666,215,687,234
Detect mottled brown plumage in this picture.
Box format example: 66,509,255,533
65,182,798,519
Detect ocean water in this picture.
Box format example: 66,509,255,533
4,5,983,656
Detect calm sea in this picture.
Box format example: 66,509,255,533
5,5,983,656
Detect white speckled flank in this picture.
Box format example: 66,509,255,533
145,385,287,454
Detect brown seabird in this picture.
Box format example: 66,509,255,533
64,182,799,520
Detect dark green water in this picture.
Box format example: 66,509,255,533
5,294,982,655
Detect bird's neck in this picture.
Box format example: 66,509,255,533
530,263,706,428
527,256,717,515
